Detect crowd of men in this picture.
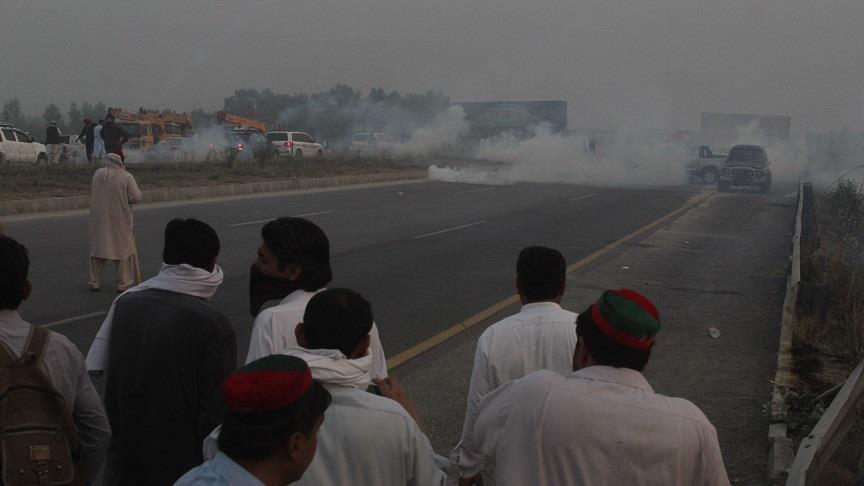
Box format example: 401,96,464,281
43,113,128,165
0,153,732,485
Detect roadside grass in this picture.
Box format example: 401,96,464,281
788,177,864,476
0,154,420,201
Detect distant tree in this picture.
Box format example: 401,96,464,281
68,102,82,132
1,98,26,128
42,103,64,132
190,108,217,128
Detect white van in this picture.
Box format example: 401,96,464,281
266,131,324,159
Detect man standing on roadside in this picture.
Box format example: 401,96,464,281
0,235,111,483
78,118,96,164
45,120,61,164
287,289,446,485
455,246,577,478
94,219,237,485
459,289,730,486
245,217,388,379
88,152,141,292
99,114,128,160
93,119,105,161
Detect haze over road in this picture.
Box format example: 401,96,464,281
4,180,700,361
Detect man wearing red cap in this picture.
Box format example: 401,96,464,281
175,355,331,486
459,289,730,486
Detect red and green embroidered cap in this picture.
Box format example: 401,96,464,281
222,355,313,413
589,289,661,349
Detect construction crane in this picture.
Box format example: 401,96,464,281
216,111,267,133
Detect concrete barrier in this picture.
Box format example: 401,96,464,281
0,170,427,217
768,177,805,485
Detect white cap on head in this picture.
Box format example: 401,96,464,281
106,153,122,164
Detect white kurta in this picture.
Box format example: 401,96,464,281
245,288,389,379
93,125,105,157
457,302,577,473
464,366,730,485
89,163,141,260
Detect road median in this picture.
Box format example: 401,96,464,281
0,170,426,217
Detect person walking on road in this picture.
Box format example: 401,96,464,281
88,152,141,292
455,246,577,479
0,235,112,484
93,119,105,161
78,118,96,164
45,120,62,164
459,289,730,486
176,355,331,486
90,219,237,485
99,114,128,161
245,217,388,379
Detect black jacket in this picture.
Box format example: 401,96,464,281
100,122,128,151
45,125,61,144
104,289,237,485
78,124,95,147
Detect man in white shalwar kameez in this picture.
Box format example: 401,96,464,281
204,289,446,486
245,217,388,379
460,289,730,486
455,246,577,478
88,152,141,291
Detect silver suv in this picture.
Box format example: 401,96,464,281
718,145,772,193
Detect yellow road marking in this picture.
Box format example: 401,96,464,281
386,191,713,370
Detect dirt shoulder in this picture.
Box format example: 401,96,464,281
0,156,420,202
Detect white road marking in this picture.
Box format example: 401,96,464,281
568,193,598,202
228,210,334,228
412,221,486,240
42,311,108,328
453,187,496,195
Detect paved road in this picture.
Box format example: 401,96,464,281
397,182,798,485
4,180,699,361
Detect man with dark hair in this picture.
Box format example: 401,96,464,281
87,219,237,485
460,289,729,485
455,246,577,479
289,288,446,485
246,217,388,379
0,235,111,483
99,113,128,158
177,355,330,486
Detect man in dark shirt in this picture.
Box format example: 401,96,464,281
99,114,128,159
78,118,95,164
45,120,61,163
103,219,236,485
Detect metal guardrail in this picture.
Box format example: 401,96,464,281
786,359,864,485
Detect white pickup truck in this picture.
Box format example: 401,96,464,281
0,123,48,165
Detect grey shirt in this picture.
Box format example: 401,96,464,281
0,309,111,483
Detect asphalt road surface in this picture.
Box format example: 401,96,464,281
4,179,701,361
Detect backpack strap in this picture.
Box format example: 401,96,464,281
22,325,50,367
0,341,16,367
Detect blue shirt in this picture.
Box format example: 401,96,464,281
174,452,264,486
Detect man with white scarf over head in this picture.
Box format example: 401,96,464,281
205,288,447,486
88,219,237,486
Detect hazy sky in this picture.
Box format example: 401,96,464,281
2,0,863,133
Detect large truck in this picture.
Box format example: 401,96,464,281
700,112,791,144
454,100,567,140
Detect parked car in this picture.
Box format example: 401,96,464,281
350,132,401,156
685,145,728,184
0,125,47,165
266,131,324,158
718,145,772,193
